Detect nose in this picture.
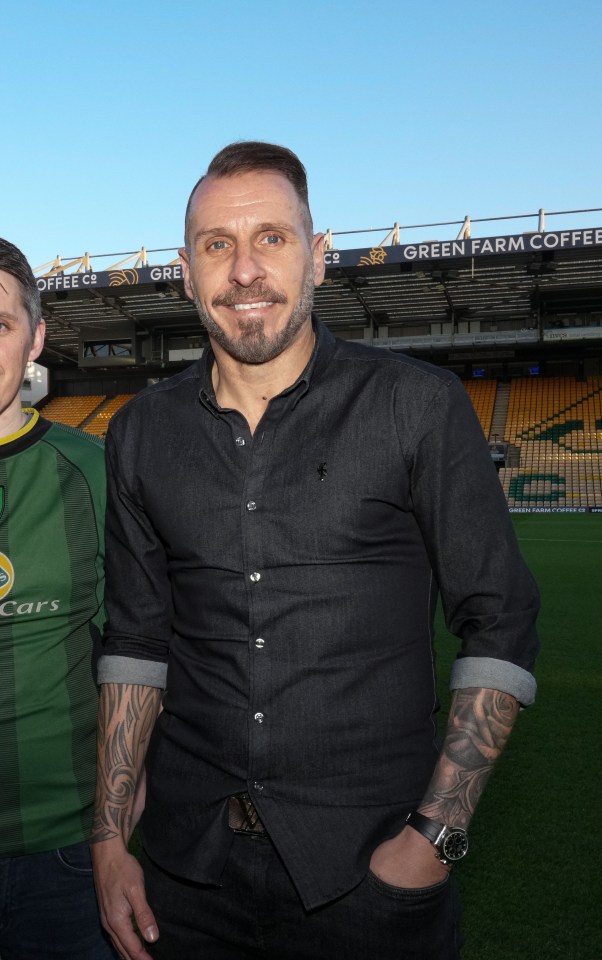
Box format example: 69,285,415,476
228,241,266,287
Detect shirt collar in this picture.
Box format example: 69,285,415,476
197,315,337,415
0,408,39,446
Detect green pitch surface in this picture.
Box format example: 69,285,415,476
435,514,601,960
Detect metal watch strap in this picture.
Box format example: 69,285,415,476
405,810,444,843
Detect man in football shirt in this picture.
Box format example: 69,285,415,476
0,238,116,959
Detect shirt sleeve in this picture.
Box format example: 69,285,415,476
405,376,540,705
97,417,172,688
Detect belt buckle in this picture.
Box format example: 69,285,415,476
228,792,266,835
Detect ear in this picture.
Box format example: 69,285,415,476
312,233,325,288
28,319,45,363
179,247,195,301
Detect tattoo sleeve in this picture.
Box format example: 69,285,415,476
90,683,162,845
419,687,520,828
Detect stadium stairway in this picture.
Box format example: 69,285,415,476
83,394,135,437
79,397,112,430
488,383,510,441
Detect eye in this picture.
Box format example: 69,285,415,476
263,234,281,245
208,239,229,251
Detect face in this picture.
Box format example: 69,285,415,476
0,271,44,425
180,170,325,364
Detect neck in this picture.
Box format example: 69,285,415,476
210,320,315,434
0,402,27,441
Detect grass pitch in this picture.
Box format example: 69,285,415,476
435,514,601,960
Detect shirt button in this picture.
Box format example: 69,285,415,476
250,572,261,583
246,501,257,511
235,436,245,446
255,638,265,649
253,781,264,791
254,712,264,723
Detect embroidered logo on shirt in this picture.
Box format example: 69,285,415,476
0,551,15,600
317,462,328,481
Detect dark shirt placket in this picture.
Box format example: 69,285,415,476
238,407,282,798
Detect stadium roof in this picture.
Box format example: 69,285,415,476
35,213,602,369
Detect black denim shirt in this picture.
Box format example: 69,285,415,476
99,319,539,909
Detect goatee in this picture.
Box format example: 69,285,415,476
193,268,315,364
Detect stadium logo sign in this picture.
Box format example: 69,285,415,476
34,228,602,292
509,507,588,513
150,265,183,281
398,229,602,263
109,269,139,287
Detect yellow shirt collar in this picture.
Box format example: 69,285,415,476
0,408,40,446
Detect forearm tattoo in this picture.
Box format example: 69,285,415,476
90,683,161,844
420,687,520,828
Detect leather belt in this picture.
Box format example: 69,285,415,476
228,793,266,835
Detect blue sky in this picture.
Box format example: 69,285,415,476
1,0,601,271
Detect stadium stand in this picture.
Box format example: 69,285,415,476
84,394,135,437
498,377,602,508
38,395,105,428
32,218,602,509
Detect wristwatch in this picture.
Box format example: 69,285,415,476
405,810,468,865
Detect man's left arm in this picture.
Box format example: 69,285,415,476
371,376,539,887
370,685,519,886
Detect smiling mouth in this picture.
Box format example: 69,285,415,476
231,301,274,311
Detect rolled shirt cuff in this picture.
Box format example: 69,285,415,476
97,654,167,689
449,656,536,706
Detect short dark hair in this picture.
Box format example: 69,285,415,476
184,141,313,244
0,238,42,337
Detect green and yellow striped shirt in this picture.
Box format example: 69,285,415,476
0,411,105,856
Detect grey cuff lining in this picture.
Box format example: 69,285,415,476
97,654,167,689
449,656,536,706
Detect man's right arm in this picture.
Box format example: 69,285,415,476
91,682,162,960
93,418,174,959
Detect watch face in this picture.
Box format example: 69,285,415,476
441,829,468,862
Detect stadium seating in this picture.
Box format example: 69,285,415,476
37,394,135,435
38,395,105,428
84,394,135,437
462,379,497,437
499,377,602,508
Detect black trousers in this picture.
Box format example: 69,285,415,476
142,834,462,960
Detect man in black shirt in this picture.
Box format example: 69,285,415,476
91,142,539,960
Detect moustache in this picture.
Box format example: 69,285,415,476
213,285,288,308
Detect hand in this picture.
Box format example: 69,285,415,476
91,837,159,960
369,825,450,889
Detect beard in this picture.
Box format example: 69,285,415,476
193,265,315,364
